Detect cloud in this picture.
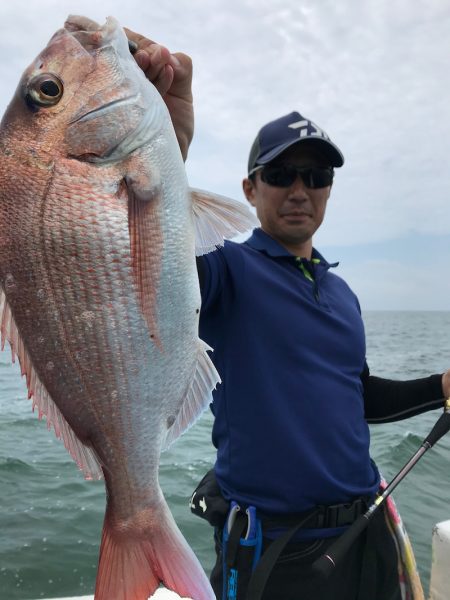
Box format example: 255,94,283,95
0,0,449,308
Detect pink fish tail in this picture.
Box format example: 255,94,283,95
94,501,215,600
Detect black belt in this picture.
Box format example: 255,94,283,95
245,497,371,600
261,496,369,530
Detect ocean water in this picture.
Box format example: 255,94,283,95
1,311,450,599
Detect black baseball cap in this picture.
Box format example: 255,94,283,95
248,111,344,174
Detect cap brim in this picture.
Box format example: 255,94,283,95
256,137,344,168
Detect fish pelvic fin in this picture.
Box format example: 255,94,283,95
0,288,103,481
191,187,259,256
95,494,215,600
162,339,220,451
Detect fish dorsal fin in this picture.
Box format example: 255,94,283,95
162,340,220,451
191,188,259,256
0,289,103,480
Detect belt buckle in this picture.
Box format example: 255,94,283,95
325,499,363,528
315,506,327,528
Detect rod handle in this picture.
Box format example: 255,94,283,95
312,513,370,579
423,409,450,447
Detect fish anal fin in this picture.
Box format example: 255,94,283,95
191,187,259,256
163,340,220,451
125,175,164,350
0,288,103,480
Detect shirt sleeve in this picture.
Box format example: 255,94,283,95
196,248,230,312
362,362,444,423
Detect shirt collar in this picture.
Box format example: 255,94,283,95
244,228,338,269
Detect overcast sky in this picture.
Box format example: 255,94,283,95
1,0,449,309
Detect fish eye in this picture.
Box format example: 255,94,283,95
26,74,64,107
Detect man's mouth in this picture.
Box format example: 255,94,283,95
280,211,311,218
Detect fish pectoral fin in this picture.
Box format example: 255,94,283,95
191,187,259,256
0,288,103,481
125,173,161,203
162,339,220,451
125,175,164,348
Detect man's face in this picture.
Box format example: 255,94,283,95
243,143,332,256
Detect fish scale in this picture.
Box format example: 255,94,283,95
0,14,258,600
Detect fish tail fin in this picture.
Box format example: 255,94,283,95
95,497,214,600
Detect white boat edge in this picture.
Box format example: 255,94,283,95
428,519,450,600
34,519,450,600
39,591,190,600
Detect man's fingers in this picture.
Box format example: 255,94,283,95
171,52,192,80
123,28,193,100
122,27,194,159
123,27,155,47
133,46,174,95
124,27,173,79
152,65,175,97
133,50,151,71
168,52,193,100
442,370,450,399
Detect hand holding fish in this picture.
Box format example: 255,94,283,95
124,27,193,161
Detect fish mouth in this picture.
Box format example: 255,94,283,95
61,15,129,56
64,15,102,34
59,15,164,164
61,16,137,128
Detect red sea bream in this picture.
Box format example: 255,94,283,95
0,15,256,600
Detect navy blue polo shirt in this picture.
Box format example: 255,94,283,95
199,228,380,522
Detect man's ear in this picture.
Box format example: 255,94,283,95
242,177,256,207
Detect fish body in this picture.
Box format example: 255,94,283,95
0,16,256,600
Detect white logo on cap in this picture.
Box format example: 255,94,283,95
288,119,329,140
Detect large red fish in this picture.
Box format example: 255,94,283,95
0,15,256,600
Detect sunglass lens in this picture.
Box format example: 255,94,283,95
309,168,333,188
260,165,333,188
261,166,297,187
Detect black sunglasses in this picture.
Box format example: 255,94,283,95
251,164,334,189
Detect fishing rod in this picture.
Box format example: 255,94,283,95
312,398,450,580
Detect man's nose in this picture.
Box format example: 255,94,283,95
287,175,309,198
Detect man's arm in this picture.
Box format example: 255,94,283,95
124,28,194,161
362,364,450,423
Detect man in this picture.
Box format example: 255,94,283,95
126,29,450,600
